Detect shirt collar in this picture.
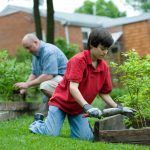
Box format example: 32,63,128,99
84,50,92,65
84,50,104,72
35,41,44,58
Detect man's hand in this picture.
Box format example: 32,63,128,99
117,105,136,117
20,89,27,95
83,104,102,119
15,82,29,89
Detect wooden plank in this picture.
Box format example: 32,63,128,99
0,102,39,111
0,111,22,121
0,102,40,121
94,121,150,145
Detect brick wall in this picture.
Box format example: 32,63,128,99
55,21,65,38
0,11,84,55
123,21,150,56
68,26,83,50
1,12,150,57
0,12,35,55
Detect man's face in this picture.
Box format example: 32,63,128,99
23,40,38,55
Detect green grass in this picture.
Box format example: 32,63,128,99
0,115,149,150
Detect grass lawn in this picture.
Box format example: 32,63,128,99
0,115,149,150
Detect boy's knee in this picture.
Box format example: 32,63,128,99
79,131,94,141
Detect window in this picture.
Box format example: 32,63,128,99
81,28,91,49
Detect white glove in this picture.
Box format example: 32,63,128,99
117,105,136,117
83,104,102,118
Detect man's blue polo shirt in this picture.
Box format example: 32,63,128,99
32,41,68,76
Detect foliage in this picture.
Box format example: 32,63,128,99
55,37,79,59
126,0,150,12
75,0,126,18
15,47,32,62
0,115,149,150
0,50,31,101
92,95,106,110
110,88,128,101
110,50,150,128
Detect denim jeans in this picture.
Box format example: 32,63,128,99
29,106,94,141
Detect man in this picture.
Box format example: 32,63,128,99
29,29,135,141
15,33,68,113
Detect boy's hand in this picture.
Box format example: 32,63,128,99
117,105,136,117
83,104,102,118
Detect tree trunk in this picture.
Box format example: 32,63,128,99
33,0,43,40
46,0,54,43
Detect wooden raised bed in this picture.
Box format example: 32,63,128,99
94,121,150,145
0,101,40,121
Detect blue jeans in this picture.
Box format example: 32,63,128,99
29,106,94,141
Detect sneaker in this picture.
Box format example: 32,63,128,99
34,113,44,121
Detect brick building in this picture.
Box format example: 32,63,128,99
0,4,150,57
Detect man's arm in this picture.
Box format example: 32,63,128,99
26,74,53,87
27,74,37,81
99,93,117,108
15,74,53,89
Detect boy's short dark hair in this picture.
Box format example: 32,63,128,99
87,28,114,50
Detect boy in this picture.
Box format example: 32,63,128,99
29,28,134,141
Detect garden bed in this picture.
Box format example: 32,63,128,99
0,101,40,121
94,121,150,145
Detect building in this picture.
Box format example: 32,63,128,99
0,4,150,58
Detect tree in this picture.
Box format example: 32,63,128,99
46,0,54,43
33,0,43,40
75,0,126,18
33,0,54,43
126,0,150,12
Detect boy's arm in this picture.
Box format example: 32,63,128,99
69,81,88,107
69,81,102,118
99,93,118,108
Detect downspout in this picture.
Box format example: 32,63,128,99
61,20,69,46
64,24,69,46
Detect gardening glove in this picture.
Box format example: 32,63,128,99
83,104,103,119
117,105,136,117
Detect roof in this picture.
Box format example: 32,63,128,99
1,4,150,28
102,13,150,28
111,31,123,43
0,5,111,28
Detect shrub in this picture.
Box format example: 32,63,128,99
0,50,31,101
110,50,150,128
55,37,79,59
110,88,128,101
15,47,32,62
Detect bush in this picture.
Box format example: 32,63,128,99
0,50,31,101
110,88,128,101
92,95,106,110
110,50,150,128
55,37,79,59
15,47,32,62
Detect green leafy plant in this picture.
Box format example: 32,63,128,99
55,37,79,59
110,50,150,128
15,47,32,62
0,50,31,101
110,88,128,101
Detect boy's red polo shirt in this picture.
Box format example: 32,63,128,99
49,50,112,115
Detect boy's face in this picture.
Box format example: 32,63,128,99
91,44,109,60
